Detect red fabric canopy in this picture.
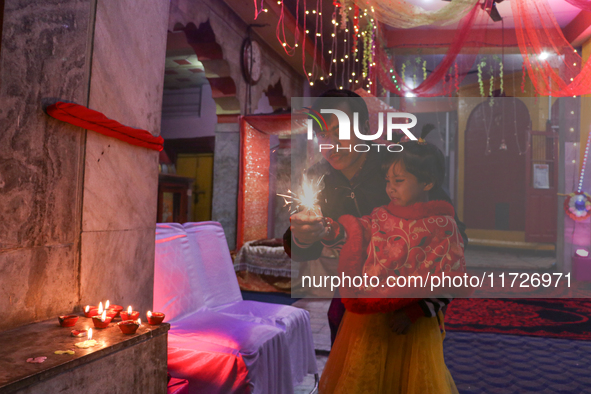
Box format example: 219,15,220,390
46,101,164,151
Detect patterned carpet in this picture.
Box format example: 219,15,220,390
446,298,591,340
444,331,591,394
294,298,591,393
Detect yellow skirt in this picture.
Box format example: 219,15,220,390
319,310,458,394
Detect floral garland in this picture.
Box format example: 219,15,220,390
499,59,504,95
339,0,348,30
478,60,486,97
489,65,494,106
564,192,591,221
401,63,406,86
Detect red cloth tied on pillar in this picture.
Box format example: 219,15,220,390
46,101,164,151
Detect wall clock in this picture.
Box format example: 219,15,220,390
241,38,262,85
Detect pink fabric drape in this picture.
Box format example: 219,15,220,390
378,1,489,97
565,0,591,12
512,0,591,96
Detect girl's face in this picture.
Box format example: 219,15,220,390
385,162,433,206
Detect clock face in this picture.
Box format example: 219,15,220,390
242,39,262,85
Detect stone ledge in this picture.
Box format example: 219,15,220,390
0,315,169,393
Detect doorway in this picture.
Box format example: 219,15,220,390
176,153,214,222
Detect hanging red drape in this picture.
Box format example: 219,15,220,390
512,0,591,96
565,0,591,12
378,1,489,97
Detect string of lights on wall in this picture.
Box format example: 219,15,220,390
258,0,378,93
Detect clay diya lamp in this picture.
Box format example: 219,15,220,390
58,315,79,327
92,311,112,329
120,306,139,321
147,311,165,325
71,329,87,337
117,320,140,335
83,305,99,318
108,304,123,318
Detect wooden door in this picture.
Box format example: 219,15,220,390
176,153,214,222
525,127,558,243
464,98,529,231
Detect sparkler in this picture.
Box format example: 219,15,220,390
277,174,325,216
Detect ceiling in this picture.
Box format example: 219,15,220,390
163,52,207,90
402,0,581,29
166,0,590,92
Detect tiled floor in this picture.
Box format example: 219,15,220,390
293,298,330,394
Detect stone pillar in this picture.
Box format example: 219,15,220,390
0,0,169,331
211,122,240,250
79,0,169,314
0,0,93,331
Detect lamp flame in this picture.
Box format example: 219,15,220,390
85,305,89,313
88,328,93,340
105,300,110,310
137,318,142,326
127,306,132,315
98,302,103,314
101,311,106,322
147,311,152,318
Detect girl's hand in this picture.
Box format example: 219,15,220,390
389,310,412,335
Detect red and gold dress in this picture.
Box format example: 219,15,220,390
319,200,466,394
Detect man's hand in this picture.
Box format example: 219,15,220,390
389,310,412,335
290,210,328,245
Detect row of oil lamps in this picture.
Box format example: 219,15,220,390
57,300,166,346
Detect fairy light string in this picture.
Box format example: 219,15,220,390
578,130,591,193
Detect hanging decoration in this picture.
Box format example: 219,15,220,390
262,0,485,94
401,63,406,86
499,59,504,96
489,63,495,106
478,60,485,97
352,0,478,29
577,130,591,193
521,62,527,94
338,0,348,30
564,193,591,221
454,63,459,95
352,5,360,53
511,0,591,96
376,1,488,97
564,0,591,12
563,129,591,220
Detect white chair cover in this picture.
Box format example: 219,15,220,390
155,225,205,322
182,222,318,385
171,309,294,394
155,223,297,394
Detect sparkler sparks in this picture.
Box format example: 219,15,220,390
277,174,325,215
